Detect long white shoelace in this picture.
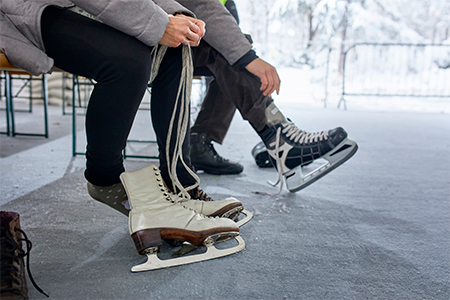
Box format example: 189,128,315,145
149,45,200,200
266,127,284,195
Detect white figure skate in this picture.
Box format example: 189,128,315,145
261,103,358,193
120,165,246,272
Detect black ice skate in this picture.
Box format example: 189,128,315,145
260,103,358,192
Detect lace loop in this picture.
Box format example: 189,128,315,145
14,228,49,298
1,226,48,298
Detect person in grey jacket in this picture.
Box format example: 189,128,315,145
171,0,282,175
1,0,249,283
0,0,243,222
1,0,212,203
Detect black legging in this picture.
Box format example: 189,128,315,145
41,7,196,188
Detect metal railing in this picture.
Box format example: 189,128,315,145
338,43,450,109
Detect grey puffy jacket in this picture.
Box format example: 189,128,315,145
0,0,251,76
0,0,192,75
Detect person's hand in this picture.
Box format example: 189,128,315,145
159,15,206,47
176,15,206,41
245,58,281,96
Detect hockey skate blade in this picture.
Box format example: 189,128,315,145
131,234,246,272
285,138,358,192
236,209,253,227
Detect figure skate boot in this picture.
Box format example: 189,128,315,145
120,165,246,272
260,102,358,192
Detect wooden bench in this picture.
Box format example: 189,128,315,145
0,54,49,138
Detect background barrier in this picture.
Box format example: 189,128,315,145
338,43,450,109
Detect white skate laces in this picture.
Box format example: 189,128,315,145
265,127,284,195
149,45,200,199
281,121,329,144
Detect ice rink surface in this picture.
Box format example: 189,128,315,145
1,100,449,299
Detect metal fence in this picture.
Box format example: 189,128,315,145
338,43,450,109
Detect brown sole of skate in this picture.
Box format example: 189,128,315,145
131,227,239,255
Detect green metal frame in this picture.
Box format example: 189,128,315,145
1,72,49,138
71,75,158,159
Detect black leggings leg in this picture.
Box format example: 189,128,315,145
41,7,193,187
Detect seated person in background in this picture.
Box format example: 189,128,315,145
179,0,358,192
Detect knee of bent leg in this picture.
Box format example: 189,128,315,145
102,41,152,85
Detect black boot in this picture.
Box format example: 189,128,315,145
190,133,243,175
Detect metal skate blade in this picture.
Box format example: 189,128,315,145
131,234,246,272
172,214,251,258
236,209,253,227
285,138,358,192
172,243,197,257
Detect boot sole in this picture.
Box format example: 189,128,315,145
132,227,239,255
193,164,243,175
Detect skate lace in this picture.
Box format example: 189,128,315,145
0,227,49,297
282,122,329,144
206,142,228,163
254,127,284,196
157,174,217,218
188,187,213,201
150,45,200,200
268,127,284,194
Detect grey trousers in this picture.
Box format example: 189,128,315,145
190,41,271,144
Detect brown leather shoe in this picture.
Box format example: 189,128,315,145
0,211,48,299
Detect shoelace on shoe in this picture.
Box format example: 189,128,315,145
206,143,231,163
0,227,48,298
149,45,200,200
254,127,284,196
187,187,213,201
282,121,329,144
267,127,285,195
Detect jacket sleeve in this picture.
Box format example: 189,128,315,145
176,0,252,65
152,0,195,17
0,11,53,76
70,0,192,47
